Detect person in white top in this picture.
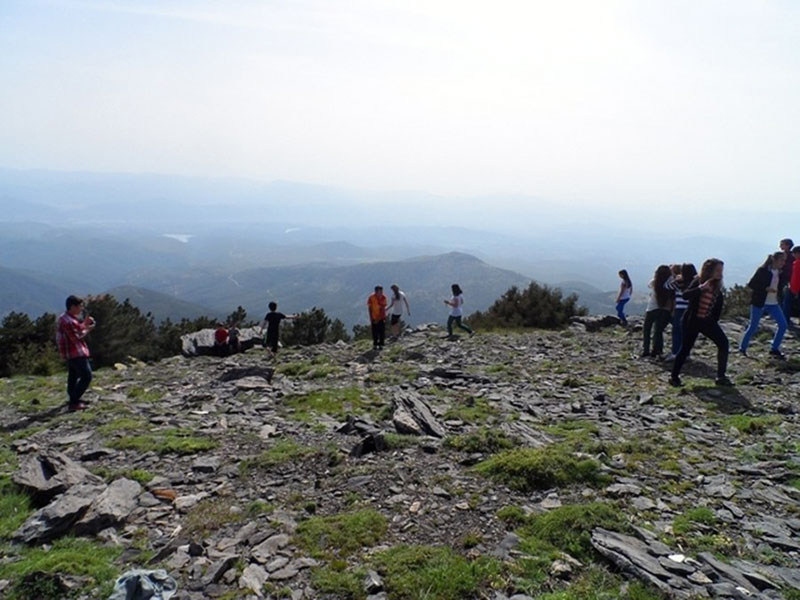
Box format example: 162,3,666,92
444,284,473,337
739,252,788,359
387,284,411,340
615,269,633,325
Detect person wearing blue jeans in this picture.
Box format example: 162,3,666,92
615,269,632,325
740,252,788,359
665,263,697,360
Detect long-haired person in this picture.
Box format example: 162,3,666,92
615,270,632,325
665,263,697,361
670,258,731,387
642,265,673,358
739,252,788,359
444,284,473,337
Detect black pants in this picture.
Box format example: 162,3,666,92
371,320,385,347
643,308,670,355
67,357,92,405
671,317,729,379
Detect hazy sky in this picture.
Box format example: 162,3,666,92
1,0,798,209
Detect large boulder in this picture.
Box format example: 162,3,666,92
13,450,102,505
180,327,263,357
14,483,106,543
75,478,142,535
391,390,445,438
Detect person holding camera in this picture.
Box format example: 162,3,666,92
56,295,96,411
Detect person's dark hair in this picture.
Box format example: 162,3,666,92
680,263,697,289
792,246,800,256
268,301,277,311
374,285,383,292
762,252,785,270
391,284,400,299
781,238,794,248
66,295,83,310
618,269,632,290
698,258,724,292
653,265,672,307
451,284,463,296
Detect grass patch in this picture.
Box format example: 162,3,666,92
672,506,716,535
277,361,314,377
126,386,163,403
283,387,379,422
0,375,64,413
518,503,626,561
543,420,600,453
496,505,528,528
383,433,420,450
98,417,143,436
311,565,366,600
445,428,516,454
108,428,217,455
372,545,503,600
295,509,387,559
723,415,781,435
239,440,316,474
0,537,122,599
527,566,666,600
183,498,245,537
442,397,497,424
474,446,604,492
0,477,33,539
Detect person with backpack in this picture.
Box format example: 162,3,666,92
739,252,788,359
670,258,731,387
615,269,632,326
641,265,673,358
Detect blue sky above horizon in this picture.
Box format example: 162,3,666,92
1,0,798,210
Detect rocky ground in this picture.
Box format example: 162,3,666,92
0,318,799,600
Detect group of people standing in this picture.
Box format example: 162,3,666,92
617,238,800,388
366,283,473,349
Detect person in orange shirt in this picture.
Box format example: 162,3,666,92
367,285,388,349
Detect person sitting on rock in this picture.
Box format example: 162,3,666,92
260,301,296,355
670,258,731,387
228,323,241,354
213,324,229,357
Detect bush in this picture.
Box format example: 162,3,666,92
722,285,750,318
281,307,331,346
469,282,587,330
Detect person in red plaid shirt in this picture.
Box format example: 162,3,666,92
56,295,96,411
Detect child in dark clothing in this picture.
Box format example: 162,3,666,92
260,302,296,354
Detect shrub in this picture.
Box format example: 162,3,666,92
445,428,516,454
722,284,750,318
468,282,587,330
281,307,331,346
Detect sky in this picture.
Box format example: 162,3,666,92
0,0,799,210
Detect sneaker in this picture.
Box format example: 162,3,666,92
738,348,748,358
669,376,683,387
664,353,676,361
640,351,651,358
68,402,88,412
715,376,734,387
769,349,786,360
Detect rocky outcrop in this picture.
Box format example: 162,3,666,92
180,327,263,357
12,450,102,505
